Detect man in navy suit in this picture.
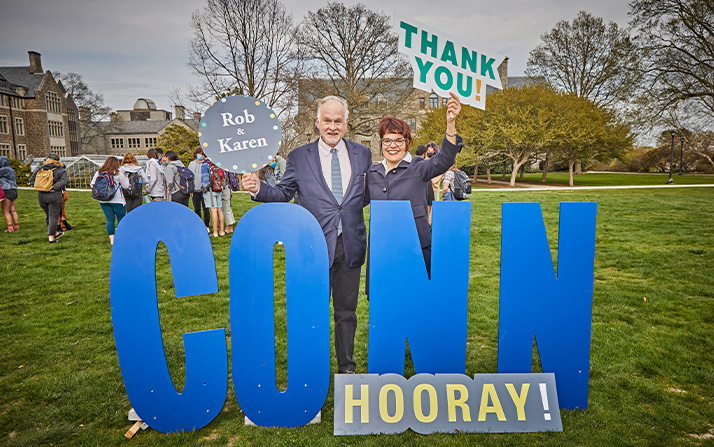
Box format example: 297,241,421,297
241,96,372,373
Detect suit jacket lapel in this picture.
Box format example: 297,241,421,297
345,140,362,197
305,139,336,201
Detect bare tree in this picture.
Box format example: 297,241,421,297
53,71,113,154
297,2,412,140
188,0,301,116
526,11,641,108
630,0,714,123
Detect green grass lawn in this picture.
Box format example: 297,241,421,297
487,171,714,186
1,187,713,446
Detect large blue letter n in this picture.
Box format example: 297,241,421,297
498,202,597,410
368,201,471,375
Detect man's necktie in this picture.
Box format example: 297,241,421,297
331,147,343,234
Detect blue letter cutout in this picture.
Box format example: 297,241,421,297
230,203,330,427
497,202,597,410
110,201,228,433
368,201,471,374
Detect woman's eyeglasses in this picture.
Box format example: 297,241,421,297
381,138,406,147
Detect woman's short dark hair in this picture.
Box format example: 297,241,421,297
147,148,158,159
378,116,412,148
165,150,179,161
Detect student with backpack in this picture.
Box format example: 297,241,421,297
91,156,129,245
119,153,147,213
163,150,193,207
442,164,472,202
28,154,68,243
201,158,226,237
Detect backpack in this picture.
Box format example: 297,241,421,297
123,171,142,198
92,172,117,201
175,166,195,195
208,163,225,192
450,170,472,200
33,167,56,192
226,171,240,192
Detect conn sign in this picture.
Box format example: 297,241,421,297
110,200,597,434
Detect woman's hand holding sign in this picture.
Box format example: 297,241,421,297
445,92,461,145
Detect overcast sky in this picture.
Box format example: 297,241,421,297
0,0,630,115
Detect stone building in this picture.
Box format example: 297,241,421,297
0,51,82,160
82,99,200,155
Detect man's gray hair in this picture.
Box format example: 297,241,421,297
316,96,349,121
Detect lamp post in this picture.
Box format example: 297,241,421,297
667,131,675,184
679,136,684,175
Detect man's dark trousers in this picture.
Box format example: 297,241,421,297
331,234,360,372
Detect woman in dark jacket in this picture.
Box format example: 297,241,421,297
29,154,68,243
365,93,462,274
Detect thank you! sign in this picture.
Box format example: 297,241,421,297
395,14,506,110
198,95,282,173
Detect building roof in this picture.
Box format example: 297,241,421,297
133,98,157,110
0,66,45,97
98,117,201,135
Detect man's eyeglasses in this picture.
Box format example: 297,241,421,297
381,138,407,147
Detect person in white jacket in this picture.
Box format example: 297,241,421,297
144,148,166,200
188,147,211,231
90,156,129,245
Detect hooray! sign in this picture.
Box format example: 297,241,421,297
198,95,283,173
395,14,507,110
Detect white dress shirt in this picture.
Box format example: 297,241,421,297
318,137,351,195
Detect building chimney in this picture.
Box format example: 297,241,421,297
175,105,185,120
193,112,201,122
28,51,43,74
497,57,509,90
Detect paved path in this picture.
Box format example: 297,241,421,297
473,179,714,192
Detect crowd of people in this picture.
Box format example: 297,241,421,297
3,93,463,375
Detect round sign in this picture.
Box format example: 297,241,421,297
198,95,282,173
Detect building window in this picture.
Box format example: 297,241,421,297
442,97,448,106
111,138,124,149
420,98,425,108
11,97,23,109
17,144,27,160
128,137,141,148
51,146,66,157
48,120,64,138
0,95,5,107
0,143,9,157
429,93,438,108
15,117,24,136
46,91,62,113
0,115,7,134
406,117,416,130
145,137,156,147
67,108,76,121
